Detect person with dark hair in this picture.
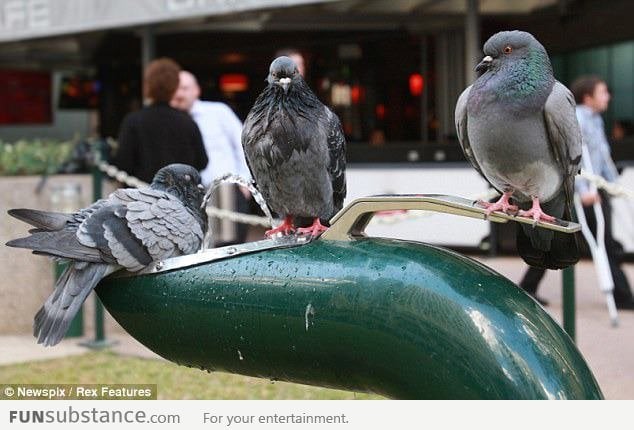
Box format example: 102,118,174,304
519,75,634,309
113,58,208,183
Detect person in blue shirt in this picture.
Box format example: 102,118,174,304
519,75,634,309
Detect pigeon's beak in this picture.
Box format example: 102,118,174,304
279,77,291,93
475,55,493,73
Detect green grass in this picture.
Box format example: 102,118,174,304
0,351,383,400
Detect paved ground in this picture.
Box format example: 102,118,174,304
477,256,634,400
1,257,632,399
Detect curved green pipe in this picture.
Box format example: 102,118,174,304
96,238,602,399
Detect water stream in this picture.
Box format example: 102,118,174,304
201,173,274,250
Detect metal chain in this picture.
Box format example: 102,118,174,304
97,160,273,226
206,207,271,227
95,159,634,227
98,161,148,188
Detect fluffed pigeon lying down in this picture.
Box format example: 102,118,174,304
455,31,582,269
6,164,207,346
242,56,347,238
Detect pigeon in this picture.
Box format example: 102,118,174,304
455,30,582,269
6,164,206,346
242,56,346,237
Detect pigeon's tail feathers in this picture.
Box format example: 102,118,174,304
8,209,72,231
34,262,115,346
519,220,554,252
516,189,580,270
517,228,580,269
6,231,107,263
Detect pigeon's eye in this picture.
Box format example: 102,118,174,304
503,46,513,54
271,72,278,78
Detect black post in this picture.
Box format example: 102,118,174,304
81,140,116,349
562,266,576,342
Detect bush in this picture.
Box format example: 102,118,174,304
0,139,76,176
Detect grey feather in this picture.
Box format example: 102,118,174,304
455,85,487,181
7,209,72,231
6,230,111,263
7,163,207,346
242,56,347,223
34,263,116,346
456,30,581,269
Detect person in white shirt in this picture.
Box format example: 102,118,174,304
171,71,251,186
172,70,252,246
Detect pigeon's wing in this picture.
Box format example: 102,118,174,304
6,199,116,264
241,111,262,187
517,80,583,269
325,107,347,214
117,188,205,263
241,136,258,187
75,188,203,271
76,199,151,271
455,85,485,178
7,209,72,231
544,81,583,186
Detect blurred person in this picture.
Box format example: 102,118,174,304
113,58,207,184
171,70,252,246
369,128,386,147
611,119,633,142
519,75,634,310
275,48,306,77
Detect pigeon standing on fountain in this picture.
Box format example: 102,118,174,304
6,164,206,346
242,56,346,237
455,31,582,269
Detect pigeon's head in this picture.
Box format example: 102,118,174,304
151,164,205,208
267,56,301,93
476,30,551,76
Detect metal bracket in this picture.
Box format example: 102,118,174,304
321,194,581,242
111,194,581,276
111,234,311,277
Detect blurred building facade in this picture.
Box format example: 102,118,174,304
4,0,634,157
3,0,634,250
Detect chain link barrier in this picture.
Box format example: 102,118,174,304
95,157,634,226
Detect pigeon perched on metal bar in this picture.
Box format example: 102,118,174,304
242,56,347,237
455,31,582,269
6,164,206,346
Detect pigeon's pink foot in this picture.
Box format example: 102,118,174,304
478,192,518,216
296,218,328,237
265,216,295,237
518,197,556,224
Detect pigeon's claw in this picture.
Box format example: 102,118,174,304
518,197,556,224
296,218,328,238
265,216,295,237
478,192,518,217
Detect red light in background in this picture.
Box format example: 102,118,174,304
405,105,417,118
219,74,249,92
375,103,386,120
409,73,424,96
351,85,364,104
